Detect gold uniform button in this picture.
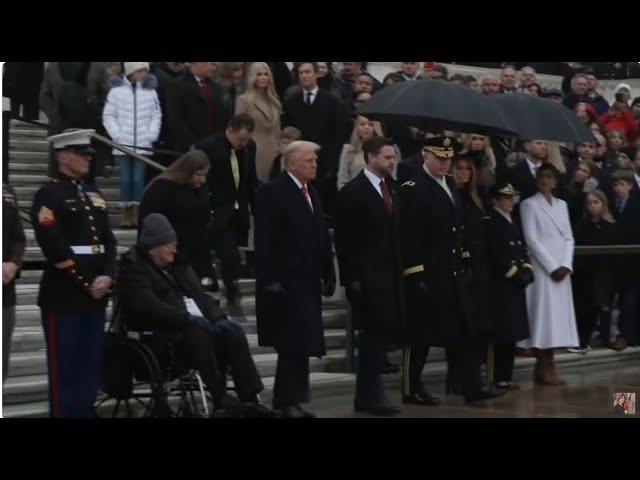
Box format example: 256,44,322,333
453,271,458,277
91,226,96,231
85,206,90,211
452,227,457,233
452,249,456,254
89,216,94,220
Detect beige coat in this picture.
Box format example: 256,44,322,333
235,94,281,183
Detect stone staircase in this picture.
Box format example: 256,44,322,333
1,120,354,417
4,103,640,417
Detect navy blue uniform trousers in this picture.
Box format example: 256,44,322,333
41,309,106,418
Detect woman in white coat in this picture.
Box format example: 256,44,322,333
519,163,579,385
103,62,162,228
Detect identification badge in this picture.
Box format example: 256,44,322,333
183,297,204,317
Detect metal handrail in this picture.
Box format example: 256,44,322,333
90,133,167,173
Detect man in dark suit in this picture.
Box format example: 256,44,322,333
334,136,404,416
509,139,549,202
195,114,258,316
254,140,336,418
282,62,345,224
399,136,505,406
166,62,227,154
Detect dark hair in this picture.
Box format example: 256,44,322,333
449,73,467,84
611,169,634,184
228,113,255,133
153,149,210,187
383,72,404,85
528,82,542,93
536,162,560,180
297,62,319,74
362,136,394,163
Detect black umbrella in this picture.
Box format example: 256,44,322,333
356,79,518,137
487,93,596,144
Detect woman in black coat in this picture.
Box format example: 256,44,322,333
557,161,591,229
450,156,492,392
485,182,534,390
138,150,219,292
571,189,620,351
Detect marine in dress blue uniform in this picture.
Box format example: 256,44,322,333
31,129,118,418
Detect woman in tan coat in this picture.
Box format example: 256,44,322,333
235,62,282,183
337,115,385,190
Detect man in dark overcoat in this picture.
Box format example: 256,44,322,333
399,136,505,405
254,140,336,418
334,136,404,416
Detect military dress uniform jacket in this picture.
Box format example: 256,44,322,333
3,184,26,306
398,169,473,347
31,175,118,310
485,208,532,342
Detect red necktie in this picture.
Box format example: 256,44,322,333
380,180,393,214
301,185,313,212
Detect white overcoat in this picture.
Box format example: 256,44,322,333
518,193,579,349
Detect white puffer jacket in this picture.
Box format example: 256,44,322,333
102,74,162,155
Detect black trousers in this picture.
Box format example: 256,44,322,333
493,342,516,383
164,321,263,406
355,330,388,406
403,343,483,398
272,352,310,408
212,208,243,300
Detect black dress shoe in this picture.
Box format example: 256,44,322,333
494,381,521,391
241,402,278,418
354,401,400,416
383,361,400,375
465,388,506,404
402,392,441,406
279,405,317,418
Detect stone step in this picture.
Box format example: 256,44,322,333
2,371,357,417
9,174,121,186
9,162,121,177
21,246,130,265
14,281,345,311
9,324,346,355
4,349,348,395
10,151,49,161
5,347,639,416
10,139,49,151
15,186,121,202
23,228,138,248
12,304,346,330
9,128,49,138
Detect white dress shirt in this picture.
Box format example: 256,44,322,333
287,171,313,212
363,167,383,197
526,157,541,178
302,86,319,105
423,164,453,202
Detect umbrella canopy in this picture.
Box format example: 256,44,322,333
487,93,596,144
356,79,518,137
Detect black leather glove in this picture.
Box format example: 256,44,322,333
264,282,286,296
513,268,534,288
322,278,336,297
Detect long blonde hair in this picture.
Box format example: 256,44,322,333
463,133,496,173
244,62,282,116
150,150,210,188
347,116,383,158
584,189,615,223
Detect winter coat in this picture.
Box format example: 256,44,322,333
102,74,162,155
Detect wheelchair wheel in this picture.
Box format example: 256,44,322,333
95,337,168,418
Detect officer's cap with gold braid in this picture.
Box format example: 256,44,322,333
47,129,96,154
490,181,518,198
422,136,461,159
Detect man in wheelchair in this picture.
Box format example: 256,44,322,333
117,213,274,417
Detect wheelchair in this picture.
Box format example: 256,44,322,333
94,300,214,418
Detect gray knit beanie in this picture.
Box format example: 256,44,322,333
139,213,177,248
